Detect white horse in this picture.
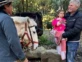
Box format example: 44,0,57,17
11,16,39,50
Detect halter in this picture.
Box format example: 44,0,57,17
21,20,38,50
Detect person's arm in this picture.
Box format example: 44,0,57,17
52,18,61,27
1,16,28,61
62,17,82,38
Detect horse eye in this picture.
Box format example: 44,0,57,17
33,31,36,34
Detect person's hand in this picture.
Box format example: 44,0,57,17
59,19,63,24
23,58,29,62
15,58,29,62
57,21,62,26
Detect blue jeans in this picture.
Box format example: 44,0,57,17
66,41,79,62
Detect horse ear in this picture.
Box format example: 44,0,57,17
27,19,30,23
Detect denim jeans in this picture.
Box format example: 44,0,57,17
66,41,79,62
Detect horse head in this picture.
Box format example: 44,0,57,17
11,16,39,50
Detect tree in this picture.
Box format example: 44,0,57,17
12,0,72,29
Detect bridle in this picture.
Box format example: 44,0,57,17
20,20,38,50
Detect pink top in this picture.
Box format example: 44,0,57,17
52,17,66,31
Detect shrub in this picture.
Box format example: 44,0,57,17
39,35,53,45
46,22,52,29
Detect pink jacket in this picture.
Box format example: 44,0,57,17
52,18,66,31
52,18,66,60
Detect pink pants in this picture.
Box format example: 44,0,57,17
55,31,66,60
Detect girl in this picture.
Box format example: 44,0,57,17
52,10,67,60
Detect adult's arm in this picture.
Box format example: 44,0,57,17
62,17,82,38
1,16,26,60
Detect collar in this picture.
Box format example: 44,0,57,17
0,10,8,14
68,10,79,17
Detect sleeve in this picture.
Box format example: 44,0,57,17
63,18,66,25
52,18,60,27
62,17,82,38
1,16,26,60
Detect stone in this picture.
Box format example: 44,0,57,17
41,49,61,62
26,46,46,58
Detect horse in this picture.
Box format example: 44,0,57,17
14,12,43,36
11,16,39,50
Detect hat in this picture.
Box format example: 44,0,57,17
0,0,13,7
69,0,81,7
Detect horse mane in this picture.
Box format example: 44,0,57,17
14,12,43,36
11,16,37,26
11,16,39,50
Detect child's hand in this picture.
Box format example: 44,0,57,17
64,20,66,24
57,19,62,26
59,20,63,24
57,21,61,26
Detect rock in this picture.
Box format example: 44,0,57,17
26,46,46,58
41,49,61,62
42,44,56,49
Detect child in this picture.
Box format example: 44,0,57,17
51,10,66,60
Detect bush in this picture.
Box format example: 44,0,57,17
39,35,53,45
43,21,52,29
46,22,52,29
